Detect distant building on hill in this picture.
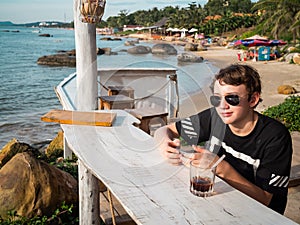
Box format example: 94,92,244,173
39,22,50,27
203,15,222,23
123,25,143,32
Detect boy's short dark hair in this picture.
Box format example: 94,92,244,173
211,64,263,103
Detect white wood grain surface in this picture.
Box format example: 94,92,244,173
61,110,297,225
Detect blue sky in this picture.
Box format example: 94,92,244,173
0,0,257,24
0,0,207,23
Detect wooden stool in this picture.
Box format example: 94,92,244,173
108,86,134,98
99,95,135,110
125,107,168,134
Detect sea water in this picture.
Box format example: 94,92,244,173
0,26,218,148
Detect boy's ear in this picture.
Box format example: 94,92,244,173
249,92,260,107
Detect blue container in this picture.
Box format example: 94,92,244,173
258,47,270,61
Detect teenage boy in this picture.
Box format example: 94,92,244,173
154,64,292,214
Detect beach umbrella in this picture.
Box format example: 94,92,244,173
188,28,198,33
268,40,287,46
234,40,243,46
172,28,181,32
246,40,270,47
180,28,188,37
234,39,269,47
245,35,268,41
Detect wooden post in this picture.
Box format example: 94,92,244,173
74,0,100,224
63,138,73,159
74,0,98,111
78,160,100,225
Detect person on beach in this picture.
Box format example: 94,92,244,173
154,64,292,214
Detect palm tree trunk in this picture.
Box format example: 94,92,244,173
293,31,297,44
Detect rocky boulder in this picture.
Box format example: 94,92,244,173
151,43,177,55
97,47,117,55
124,40,139,46
197,45,208,51
0,138,39,169
177,53,204,63
287,47,297,53
0,152,78,219
100,37,122,41
277,85,297,94
57,49,76,56
39,33,52,37
45,130,64,159
293,53,300,65
37,54,76,67
127,45,151,54
285,53,297,63
184,43,198,51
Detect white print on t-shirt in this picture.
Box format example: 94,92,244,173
209,136,290,188
269,174,289,188
209,136,261,177
181,118,197,140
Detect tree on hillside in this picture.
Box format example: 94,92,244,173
204,0,253,16
103,2,258,36
117,10,130,27
186,2,205,28
228,0,254,13
106,16,119,28
133,10,147,26
252,0,300,43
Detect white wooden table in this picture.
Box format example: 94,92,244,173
61,110,297,225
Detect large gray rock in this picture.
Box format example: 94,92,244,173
97,47,116,55
39,33,52,37
0,152,78,219
151,43,177,55
57,49,76,56
127,45,151,54
124,40,139,46
100,37,122,41
177,53,204,63
197,45,208,51
184,43,198,51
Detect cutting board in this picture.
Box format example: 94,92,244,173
41,109,116,127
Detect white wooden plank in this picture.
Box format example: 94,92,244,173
61,111,297,225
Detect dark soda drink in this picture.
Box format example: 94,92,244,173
190,176,213,196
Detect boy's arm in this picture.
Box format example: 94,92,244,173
217,159,273,206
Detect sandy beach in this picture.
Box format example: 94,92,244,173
177,45,300,223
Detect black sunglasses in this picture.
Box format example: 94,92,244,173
210,95,241,107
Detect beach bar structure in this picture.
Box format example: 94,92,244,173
51,0,298,224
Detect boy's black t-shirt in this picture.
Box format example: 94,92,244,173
176,107,293,214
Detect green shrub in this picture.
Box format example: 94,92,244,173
0,202,78,225
262,95,300,132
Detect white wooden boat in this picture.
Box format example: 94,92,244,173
56,67,179,118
